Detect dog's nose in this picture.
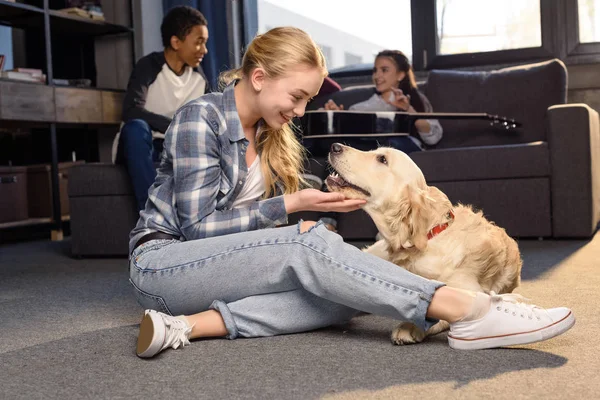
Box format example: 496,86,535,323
331,143,343,153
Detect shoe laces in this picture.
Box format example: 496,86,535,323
161,314,192,350
490,291,543,320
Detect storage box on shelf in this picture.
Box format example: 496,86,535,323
0,80,55,121
0,81,125,124
55,87,104,123
0,166,28,224
101,91,125,123
27,160,85,218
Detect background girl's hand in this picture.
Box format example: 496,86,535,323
284,189,366,214
323,99,344,111
385,88,412,112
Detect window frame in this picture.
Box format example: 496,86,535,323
565,0,600,64
411,0,563,71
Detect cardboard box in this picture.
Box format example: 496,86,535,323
27,161,85,218
0,166,28,223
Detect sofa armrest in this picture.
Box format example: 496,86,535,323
547,104,600,237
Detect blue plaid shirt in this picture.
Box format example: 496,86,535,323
129,82,289,254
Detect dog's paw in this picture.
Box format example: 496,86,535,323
391,322,425,345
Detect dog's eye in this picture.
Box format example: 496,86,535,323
377,155,388,165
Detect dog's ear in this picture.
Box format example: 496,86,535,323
408,189,431,251
383,185,431,252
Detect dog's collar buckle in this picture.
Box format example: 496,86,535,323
427,210,455,240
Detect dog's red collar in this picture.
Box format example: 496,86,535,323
427,210,455,240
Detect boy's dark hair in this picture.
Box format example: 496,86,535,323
161,6,208,48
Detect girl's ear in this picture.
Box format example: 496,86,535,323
250,68,266,92
396,70,406,83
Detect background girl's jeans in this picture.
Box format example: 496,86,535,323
116,119,164,211
129,221,444,339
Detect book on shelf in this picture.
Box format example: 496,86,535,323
89,10,105,21
12,67,43,78
59,7,105,21
0,70,46,83
52,78,92,87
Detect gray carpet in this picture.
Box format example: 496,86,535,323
0,234,598,399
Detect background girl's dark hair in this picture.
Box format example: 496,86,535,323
161,6,208,48
375,50,425,112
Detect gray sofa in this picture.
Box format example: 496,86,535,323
69,59,600,257
291,59,600,240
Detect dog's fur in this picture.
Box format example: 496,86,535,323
326,144,522,345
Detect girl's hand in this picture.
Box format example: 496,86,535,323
323,99,344,111
385,88,413,112
284,189,366,214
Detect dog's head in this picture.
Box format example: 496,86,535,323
326,143,453,252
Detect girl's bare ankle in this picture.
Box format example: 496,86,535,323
455,292,491,323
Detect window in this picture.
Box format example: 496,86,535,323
246,0,600,73
579,0,600,43
256,0,411,71
0,27,14,71
411,0,556,70
566,0,600,63
318,44,333,69
344,52,362,65
436,0,541,55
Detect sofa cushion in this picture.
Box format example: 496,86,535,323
425,59,567,149
69,163,133,197
411,141,550,182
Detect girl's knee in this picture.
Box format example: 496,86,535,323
299,220,318,233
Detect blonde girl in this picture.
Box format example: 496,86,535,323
130,27,574,358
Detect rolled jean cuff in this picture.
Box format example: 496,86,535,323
210,300,239,340
415,280,446,332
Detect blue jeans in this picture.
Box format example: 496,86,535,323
116,119,163,211
129,221,444,339
384,136,422,153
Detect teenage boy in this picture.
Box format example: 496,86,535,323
115,6,210,211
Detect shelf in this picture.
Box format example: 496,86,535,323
48,10,132,36
0,0,44,30
0,77,45,85
0,214,69,229
0,0,133,241
0,1,132,36
0,81,125,124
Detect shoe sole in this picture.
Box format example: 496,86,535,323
448,311,575,350
136,311,166,358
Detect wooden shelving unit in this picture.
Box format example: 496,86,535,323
0,0,134,237
0,214,69,229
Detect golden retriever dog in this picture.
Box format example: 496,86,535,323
325,143,522,345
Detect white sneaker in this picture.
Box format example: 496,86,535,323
448,292,575,350
136,309,193,358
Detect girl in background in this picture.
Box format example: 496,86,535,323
324,50,442,153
